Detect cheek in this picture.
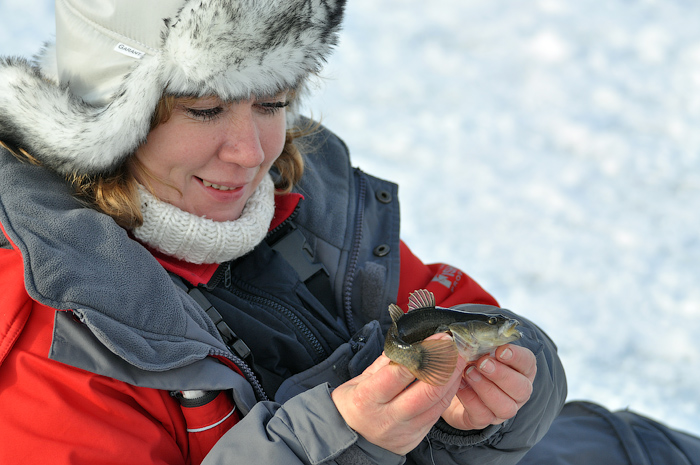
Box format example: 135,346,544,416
131,125,192,193
135,120,207,174
261,120,287,165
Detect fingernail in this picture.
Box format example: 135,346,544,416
499,348,513,361
466,366,482,382
480,359,496,374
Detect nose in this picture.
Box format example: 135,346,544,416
218,107,265,168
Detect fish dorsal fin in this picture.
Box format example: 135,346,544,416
388,303,404,323
408,289,435,312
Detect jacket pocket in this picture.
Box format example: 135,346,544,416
174,390,240,465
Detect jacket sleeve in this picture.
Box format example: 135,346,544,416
397,241,568,465
0,282,191,465
203,384,405,465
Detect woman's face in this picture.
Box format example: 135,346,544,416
132,93,288,222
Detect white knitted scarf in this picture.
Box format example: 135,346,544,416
132,174,275,264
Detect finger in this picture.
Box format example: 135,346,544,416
395,381,461,427
390,355,466,421
464,361,529,420
477,353,534,406
449,378,500,429
362,353,393,377
493,345,537,383
359,356,421,404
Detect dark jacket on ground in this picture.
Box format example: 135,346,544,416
519,401,700,465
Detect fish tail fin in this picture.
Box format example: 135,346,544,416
410,339,459,386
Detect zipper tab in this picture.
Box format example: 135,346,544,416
224,263,232,290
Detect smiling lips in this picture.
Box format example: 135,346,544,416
201,179,243,192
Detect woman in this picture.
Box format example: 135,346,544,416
0,1,566,464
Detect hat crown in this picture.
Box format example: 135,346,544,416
53,0,184,105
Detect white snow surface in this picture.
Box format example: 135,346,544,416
1,0,699,437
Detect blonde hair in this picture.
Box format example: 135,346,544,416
66,95,310,229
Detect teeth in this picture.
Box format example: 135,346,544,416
202,180,234,191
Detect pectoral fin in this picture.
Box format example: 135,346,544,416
450,327,480,361
409,339,459,386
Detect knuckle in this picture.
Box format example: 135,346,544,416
467,410,492,430
523,379,534,399
494,401,519,420
424,386,454,411
352,385,379,410
527,362,538,381
438,393,453,410
423,385,444,404
476,379,499,398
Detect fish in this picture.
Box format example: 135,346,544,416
383,289,522,386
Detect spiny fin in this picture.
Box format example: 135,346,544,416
408,289,435,312
388,303,404,323
410,339,459,386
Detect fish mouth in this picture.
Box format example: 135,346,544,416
499,318,522,338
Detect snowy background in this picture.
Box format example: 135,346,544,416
2,0,699,437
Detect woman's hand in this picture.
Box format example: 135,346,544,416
331,341,536,455
331,335,467,455
441,344,537,430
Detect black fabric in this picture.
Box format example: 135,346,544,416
203,240,352,397
518,401,700,465
274,320,385,404
267,222,337,317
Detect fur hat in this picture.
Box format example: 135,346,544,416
0,0,345,175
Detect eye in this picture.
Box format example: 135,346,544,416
488,317,498,325
255,100,290,115
184,106,224,121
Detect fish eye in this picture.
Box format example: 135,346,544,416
488,317,498,325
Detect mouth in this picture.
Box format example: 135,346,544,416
198,177,244,193
500,319,522,337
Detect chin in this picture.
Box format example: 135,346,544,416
208,209,243,222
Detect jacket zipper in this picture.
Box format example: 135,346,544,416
210,348,269,402
224,272,328,363
206,204,301,291
341,171,367,335
266,203,301,240
169,272,270,401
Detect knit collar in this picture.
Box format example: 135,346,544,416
132,174,275,264
144,191,303,286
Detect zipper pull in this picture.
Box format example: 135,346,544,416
224,263,232,290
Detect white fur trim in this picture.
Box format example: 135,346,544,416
0,55,160,174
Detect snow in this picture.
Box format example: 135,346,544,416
2,0,699,437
